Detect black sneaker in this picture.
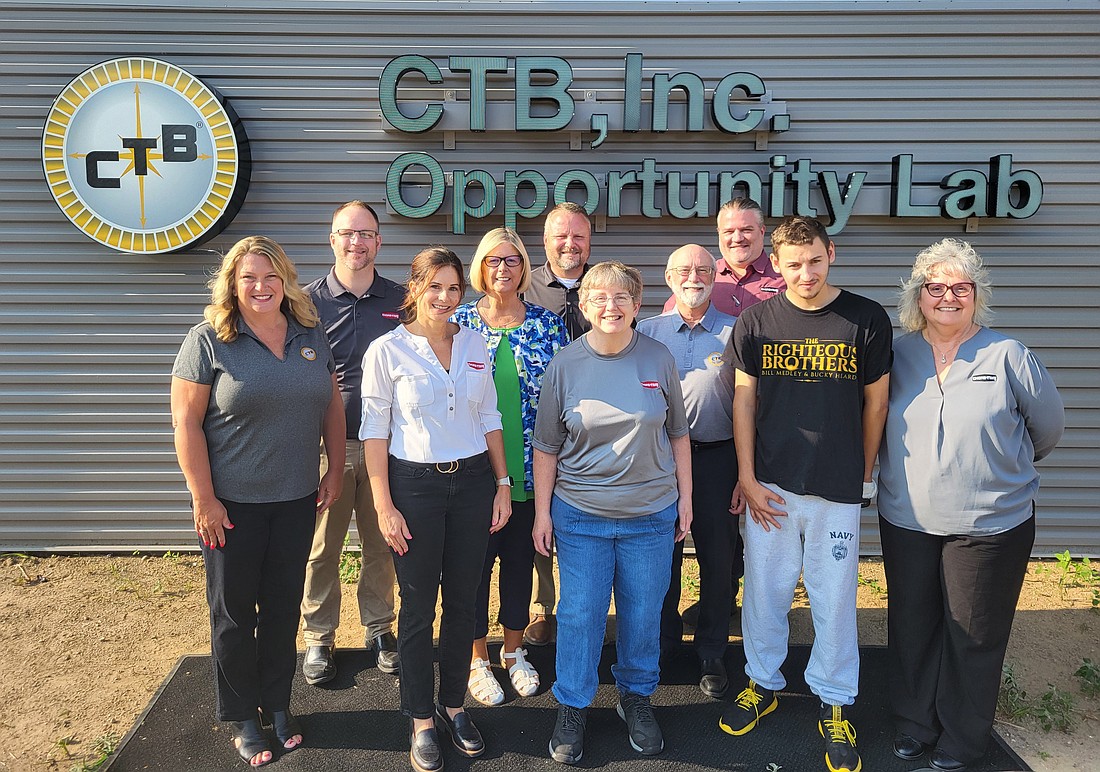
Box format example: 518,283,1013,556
616,692,664,755
549,704,587,764
718,680,777,736
818,703,862,772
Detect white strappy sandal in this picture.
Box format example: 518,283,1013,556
468,657,504,706
500,647,540,697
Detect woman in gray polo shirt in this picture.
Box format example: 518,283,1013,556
533,261,692,764
877,239,1064,772
171,236,345,767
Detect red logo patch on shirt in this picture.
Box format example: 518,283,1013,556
469,361,486,371
641,380,660,389
381,311,400,320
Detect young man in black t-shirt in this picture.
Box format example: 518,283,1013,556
719,217,892,772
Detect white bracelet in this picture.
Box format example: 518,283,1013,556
496,476,513,487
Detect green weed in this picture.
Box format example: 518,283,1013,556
1074,658,1100,699
998,663,1031,720
69,733,119,772
339,535,362,585
1033,684,1076,732
856,573,887,598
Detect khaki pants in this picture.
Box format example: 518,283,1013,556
531,550,557,615
301,439,396,646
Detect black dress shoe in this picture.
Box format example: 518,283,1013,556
930,747,968,772
409,724,443,772
892,732,929,760
368,631,400,674
435,705,484,757
699,658,729,698
302,645,336,685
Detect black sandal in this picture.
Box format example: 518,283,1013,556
259,707,303,750
230,718,272,766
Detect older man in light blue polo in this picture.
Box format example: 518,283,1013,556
638,244,743,700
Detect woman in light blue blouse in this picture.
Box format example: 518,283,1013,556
877,239,1064,772
452,227,569,706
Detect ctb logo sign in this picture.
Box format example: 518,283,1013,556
42,57,251,254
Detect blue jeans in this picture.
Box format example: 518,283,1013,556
551,494,677,708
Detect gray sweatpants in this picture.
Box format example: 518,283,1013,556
742,484,860,706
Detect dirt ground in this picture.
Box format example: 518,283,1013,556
1,554,1098,772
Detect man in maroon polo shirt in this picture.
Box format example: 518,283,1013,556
663,197,785,316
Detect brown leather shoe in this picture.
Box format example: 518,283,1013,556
523,613,553,646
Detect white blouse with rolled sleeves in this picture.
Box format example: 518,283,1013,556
360,324,504,463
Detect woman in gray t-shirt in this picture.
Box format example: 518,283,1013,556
532,261,691,763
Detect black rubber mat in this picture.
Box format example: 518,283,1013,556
106,643,1029,771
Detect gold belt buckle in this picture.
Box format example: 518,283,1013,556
435,460,460,474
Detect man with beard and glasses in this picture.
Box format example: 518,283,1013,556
520,201,594,647
299,201,405,686
663,197,784,631
639,244,743,700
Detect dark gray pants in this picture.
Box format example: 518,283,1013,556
660,440,741,660
880,514,1034,763
201,493,315,721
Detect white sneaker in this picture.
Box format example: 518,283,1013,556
468,657,504,706
500,647,540,697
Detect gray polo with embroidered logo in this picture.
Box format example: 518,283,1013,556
172,318,335,503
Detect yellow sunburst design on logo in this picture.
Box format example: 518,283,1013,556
42,57,247,254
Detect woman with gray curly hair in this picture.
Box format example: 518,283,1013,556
877,238,1064,772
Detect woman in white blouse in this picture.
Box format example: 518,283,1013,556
361,247,512,772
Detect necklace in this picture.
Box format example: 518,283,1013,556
928,323,975,364
478,298,524,328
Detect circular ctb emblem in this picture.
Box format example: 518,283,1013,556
42,57,250,254
300,347,317,361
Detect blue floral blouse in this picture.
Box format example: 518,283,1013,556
452,301,570,493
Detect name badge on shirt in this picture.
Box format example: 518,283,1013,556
761,286,782,293
971,374,997,382
469,361,486,371
641,380,660,389
382,312,400,320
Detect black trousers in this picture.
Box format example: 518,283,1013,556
475,498,536,638
660,440,741,660
879,514,1034,764
389,454,494,718
201,493,315,721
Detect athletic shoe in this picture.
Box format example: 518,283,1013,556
548,704,586,764
818,702,862,772
718,680,777,736
616,692,664,755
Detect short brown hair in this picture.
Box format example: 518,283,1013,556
770,216,831,252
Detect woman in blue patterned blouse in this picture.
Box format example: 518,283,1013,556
452,227,570,706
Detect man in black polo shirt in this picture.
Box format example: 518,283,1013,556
520,201,593,646
300,201,405,685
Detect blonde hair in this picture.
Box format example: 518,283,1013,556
400,246,466,324
204,235,318,342
897,238,993,332
469,227,532,294
580,261,643,305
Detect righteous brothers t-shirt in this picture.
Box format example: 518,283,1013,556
732,290,892,504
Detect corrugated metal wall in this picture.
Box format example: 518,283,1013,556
1,0,1096,552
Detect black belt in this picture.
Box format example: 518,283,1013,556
389,452,488,474
690,438,734,451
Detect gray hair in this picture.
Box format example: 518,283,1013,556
897,238,993,332
580,261,643,304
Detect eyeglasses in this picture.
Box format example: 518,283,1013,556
585,293,635,307
333,229,378,240
669,266,715,278
484,255,523,268
923,282,975,298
